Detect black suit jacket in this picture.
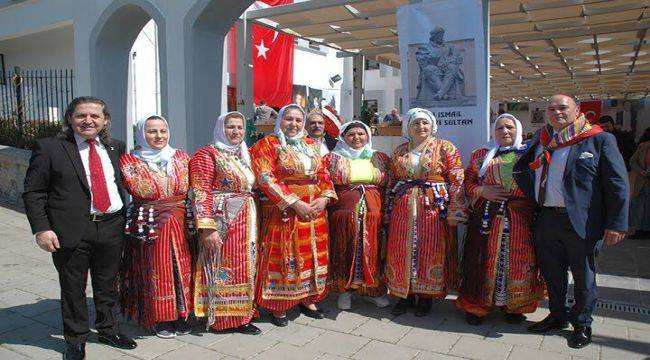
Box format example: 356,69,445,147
513,130,629,242
22,135,127,248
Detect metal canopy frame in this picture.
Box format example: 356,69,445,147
244,0,650,101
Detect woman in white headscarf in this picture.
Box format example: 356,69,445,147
385,108,467,317
250,104,337,327
323,121,391,310
189,111,261,335
456,113,543,326
119,115,194,338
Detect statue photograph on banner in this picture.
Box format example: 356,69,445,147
397,0,489,162
409,26,477,108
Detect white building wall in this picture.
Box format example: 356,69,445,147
363,62,403,117
0,25,74,70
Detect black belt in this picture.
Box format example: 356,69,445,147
88,211,122,222
542,206,568,214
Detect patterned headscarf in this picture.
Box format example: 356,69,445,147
132,115,176,176
212,111,251,166
478,113,524,178
332,120,375,160
403,107,437,140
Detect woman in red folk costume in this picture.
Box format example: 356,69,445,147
251,104,337,327
119,115,194,338
190,112,260,335
386,108,467,317
324,120,391,310
457,113,544,325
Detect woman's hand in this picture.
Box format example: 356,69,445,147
291,200,314,221
309,198,329,218
200,229,222,249
479,185,510,202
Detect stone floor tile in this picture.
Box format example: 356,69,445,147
253,342,323,360
175,328,235,348
352,340,419,360
507,346,570,360
208,333,277,358
629,327,650,343
486,323,544,348
261,323,326,346
84,342,134,359
302,331,370,357
350,319,412,344
0,289,59,318
413,351,467,359
114,337,185,360
449,336,512,360
155,343,227,359
0,323,58,345
397,328,460,353
315,354,349,360
0,346,31,359
2,336,66,360
435,317,494,339
0,310,38,334
539,332,601,359
308,311,370,334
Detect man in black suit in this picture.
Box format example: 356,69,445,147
23,97,137,359
514,94,628,349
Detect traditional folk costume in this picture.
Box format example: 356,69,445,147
385,108,467,302
250,104,338,313
190,112,258,331
457,114,543,318
324,121,391,307
119,116,194,330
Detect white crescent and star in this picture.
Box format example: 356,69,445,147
255,39,270,59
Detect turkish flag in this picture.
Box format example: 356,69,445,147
580,100,602,124
253,0,293,107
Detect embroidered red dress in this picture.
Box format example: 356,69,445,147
385,138,467,299
250,135,337,311
119,150,194,328
323,151,390,296
457,148,543,316
190,145,258,331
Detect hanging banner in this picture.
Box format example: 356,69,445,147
579,100,602,124
252,0,293,107
397,0,489,162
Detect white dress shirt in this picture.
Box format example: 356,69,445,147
74,134,123,214
534,143,570,207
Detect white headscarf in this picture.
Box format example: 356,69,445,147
478,113,525,178
274,104,315,156
212,111,251,166
132,115,177,176
332,120,375,160
403,108,437,140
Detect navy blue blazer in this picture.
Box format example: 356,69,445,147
513,129,629,242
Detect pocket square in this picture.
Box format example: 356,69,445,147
579,151,594,159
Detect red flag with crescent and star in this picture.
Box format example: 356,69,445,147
253,0,293,107
579,100,602,124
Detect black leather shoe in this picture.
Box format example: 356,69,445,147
568,326,592,349
270,315,289,327
299,303,325,319
391,298,410,316
465,312,483,326
505,313,526,325
97,333,137,350
414,298,432,317
64,342,85,360
527,315,569,333
235,323,262,335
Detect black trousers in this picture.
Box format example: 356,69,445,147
533,207,600,327
52,214,125,345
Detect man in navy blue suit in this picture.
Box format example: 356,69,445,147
513,94,628,349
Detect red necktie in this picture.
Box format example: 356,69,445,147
86,139,111,212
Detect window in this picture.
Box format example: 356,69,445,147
308,41,320,51
364,59,380,70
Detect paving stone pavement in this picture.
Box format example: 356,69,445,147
0,203,649,360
